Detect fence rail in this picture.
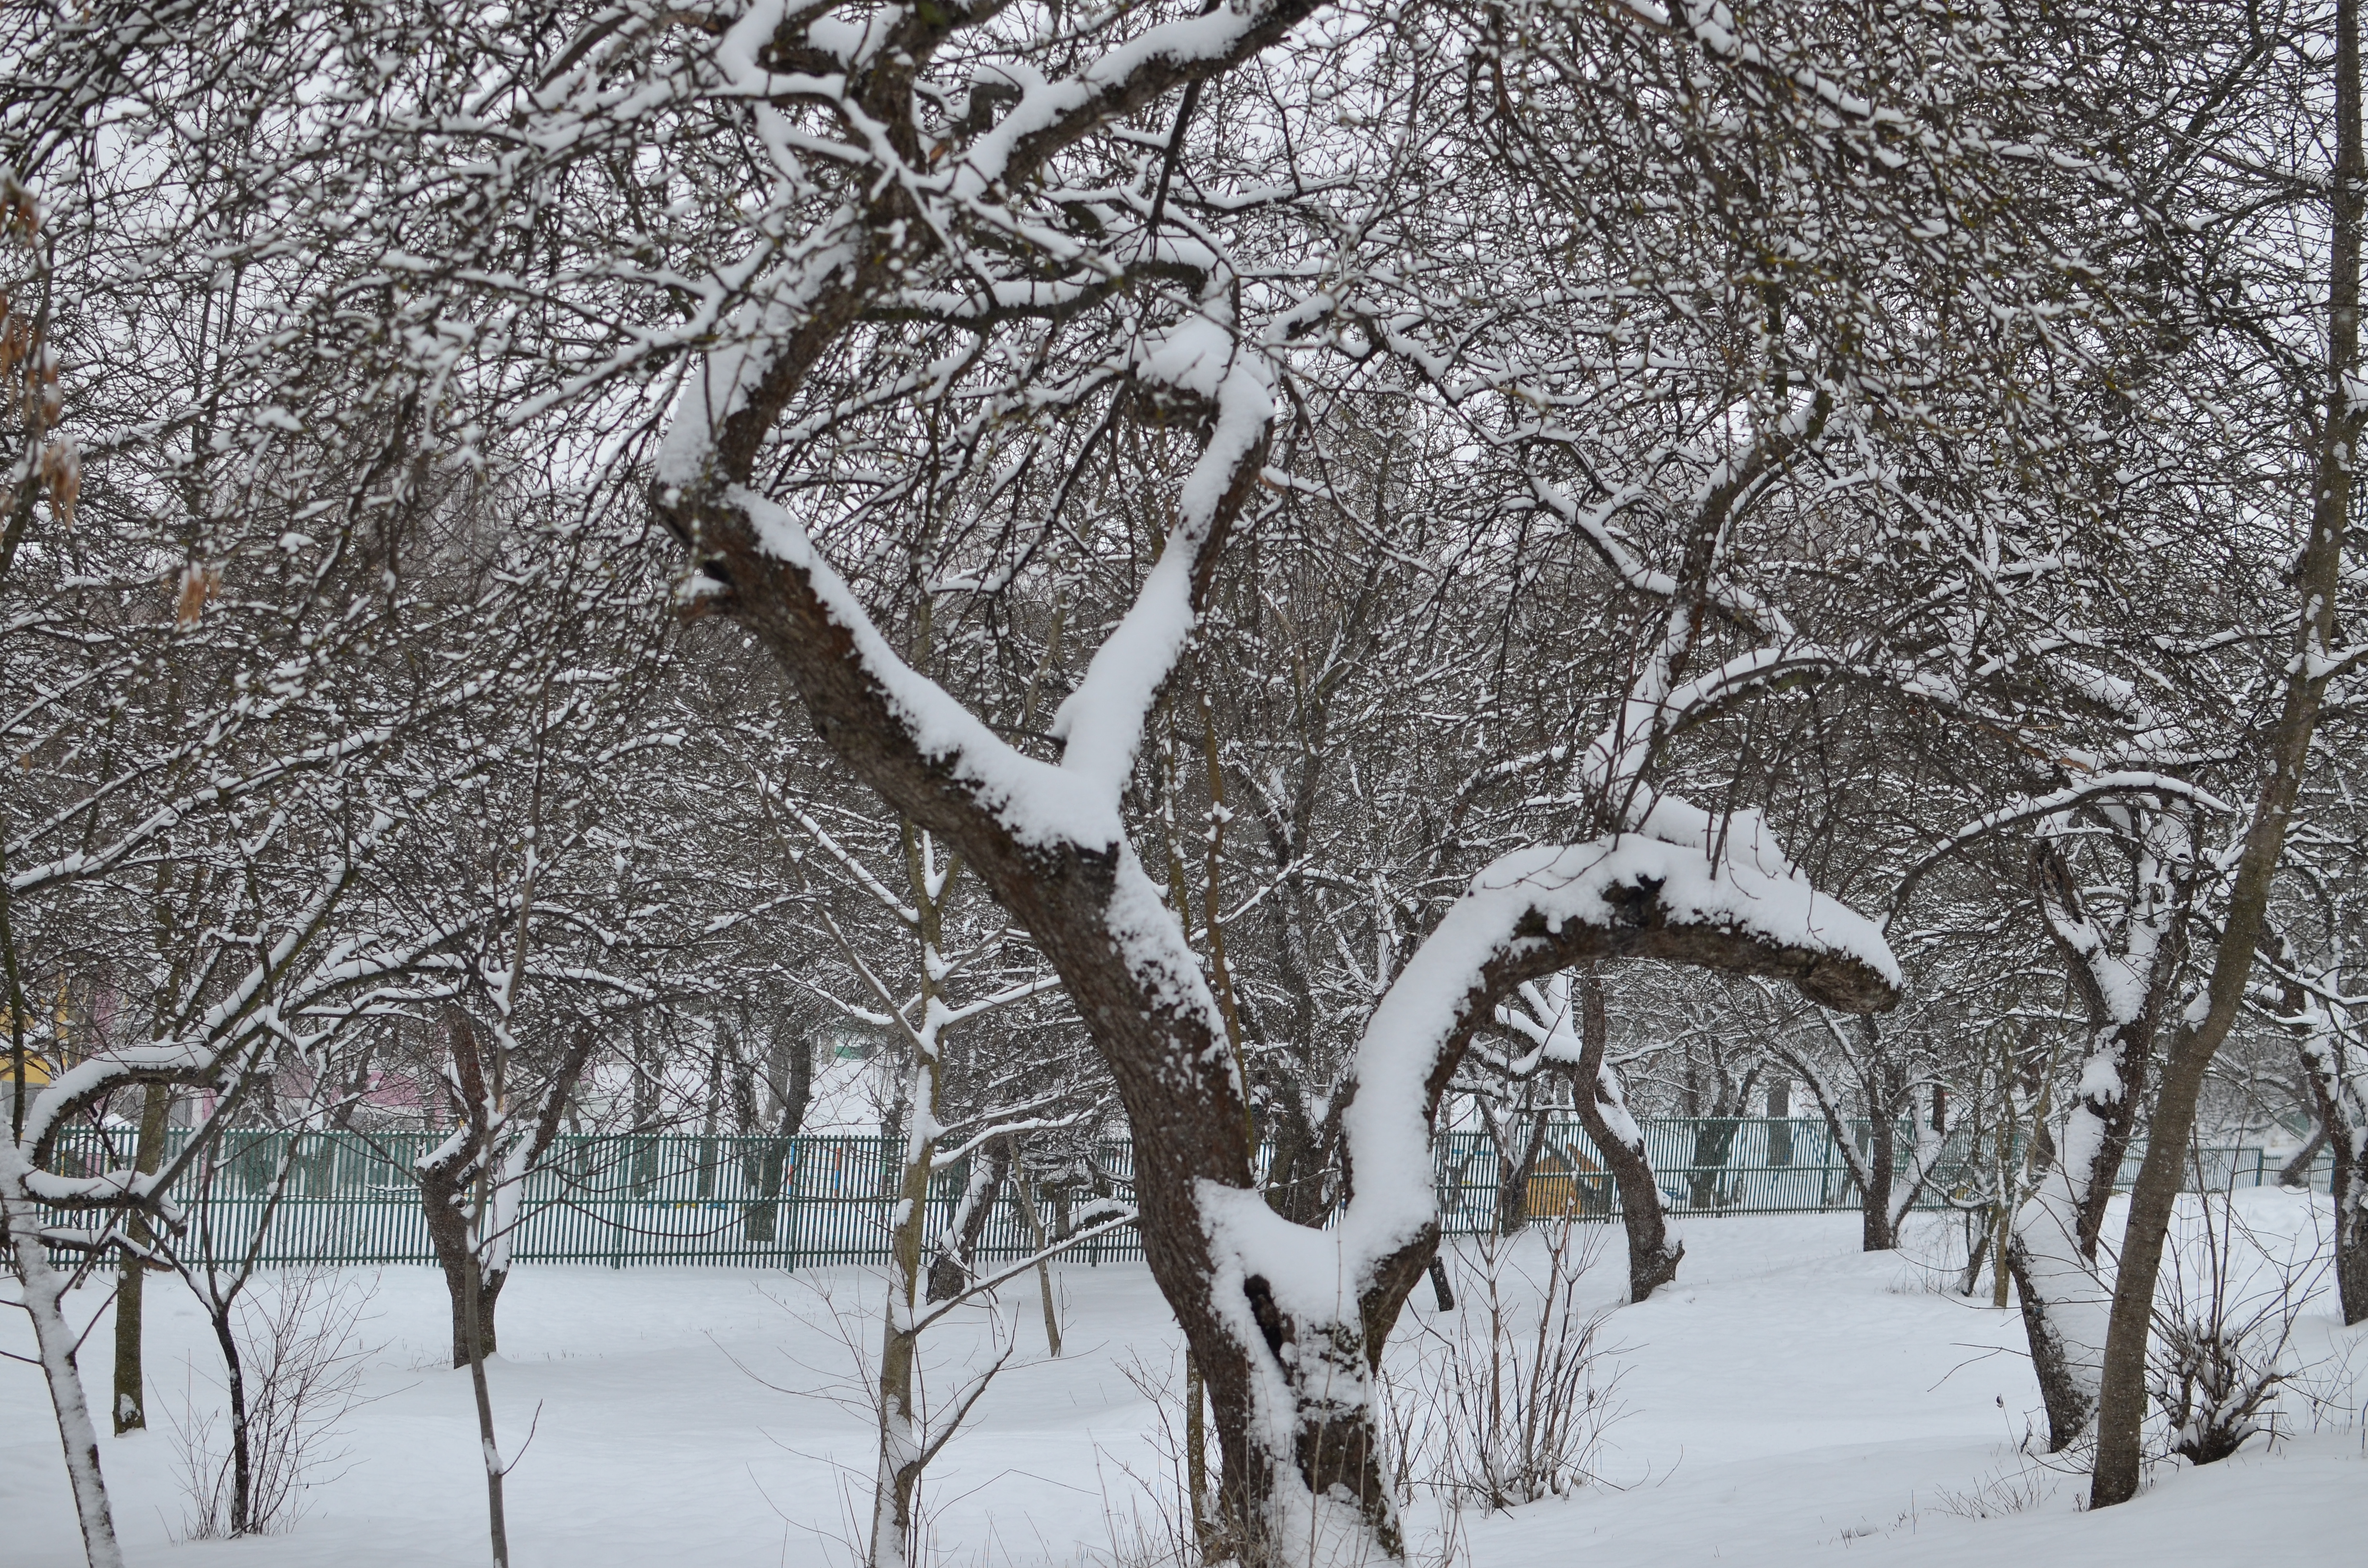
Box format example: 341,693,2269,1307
40,1119,2322,1269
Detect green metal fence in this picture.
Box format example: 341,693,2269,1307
44,1128,1143,1269
40,1118,2313,1268
1432,1117,1980,1226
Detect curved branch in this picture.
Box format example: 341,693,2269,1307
1333,835,1900,1293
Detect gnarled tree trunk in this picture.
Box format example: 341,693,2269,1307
927,1139,1012,1303
1570,972,1684,1301
2289,981,2368,1324
2006,824,2191,1451
416,1015,593,1367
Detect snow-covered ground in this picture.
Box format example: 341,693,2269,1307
5,1194,2361,1568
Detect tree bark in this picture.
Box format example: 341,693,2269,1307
1570,973,1683,1301
1856,1063,1902,1251
1766,1077,1793,1166
2334,1139,2368,1328
1488,1090,1553,1237
1015,1175,1064,1356
422,1156,508,1366
2276,1121,2327,1188
2003,1229,2098,1448
2,1146,127,1568
2000,1008,2147,1449
208,1308,253,1535
2031,833,2189,1258
460,1186,511,1568
110,1081,169,1433
2287,979,2365,1323
927,1139,1011,1303
729,1024,810,1245
417,1017,592,1367
1686,1117,1741,1212
739,1138,794,1244
2069,1013,2159,1259
2307,1069,2368,1325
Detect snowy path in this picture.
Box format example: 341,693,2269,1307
4,1203,2359,1567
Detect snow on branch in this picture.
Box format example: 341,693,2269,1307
676,330,1271,864
1889,771,2229,924
1607,0,1887,126
1051,308,1273,799
1319,835,1899,1285
730,486,1122,851
650,213,866,491
951,0,1331,196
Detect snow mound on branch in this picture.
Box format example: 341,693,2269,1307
1336,836,1898,1283
734,487,1123,851
1468,838,1892,966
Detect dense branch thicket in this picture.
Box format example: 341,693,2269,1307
4,0,2361,1562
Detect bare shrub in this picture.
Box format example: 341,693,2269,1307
1096,1349,1213,1568
1385,1224,1627,1513
1932,1403,2081,1521
1931,1456,2065,1521
2284,1321,2367,1438
2147,1193,2325,1466
169,1269,380,1538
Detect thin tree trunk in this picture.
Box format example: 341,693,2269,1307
2072,1017,2156,1259
927,1140,1011,1303
870,1089,934,1568
1425,1255,1456,1311
2327,1117,2368,1326
776,1026,814,1141
1571,972,1682,1301
2289,986,2365,1323
1687,1119,1737,1211
109,1249,147,1436
2277,1122,2327,1188
1015,1174,1063,1357
1862,1090,1898,1252
2299,1012,2368,1326
111,1081,169,1433
871,821,952,1568
2091,0,2359,1506
1766,1078,1793,1165
2,1155,126,1568
460,1186,510,1568
208,1308,253,1535
1992,1085,2023,1311
697,1044,723,1199
740,1138,792,1244
1491,1094,1552,1237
